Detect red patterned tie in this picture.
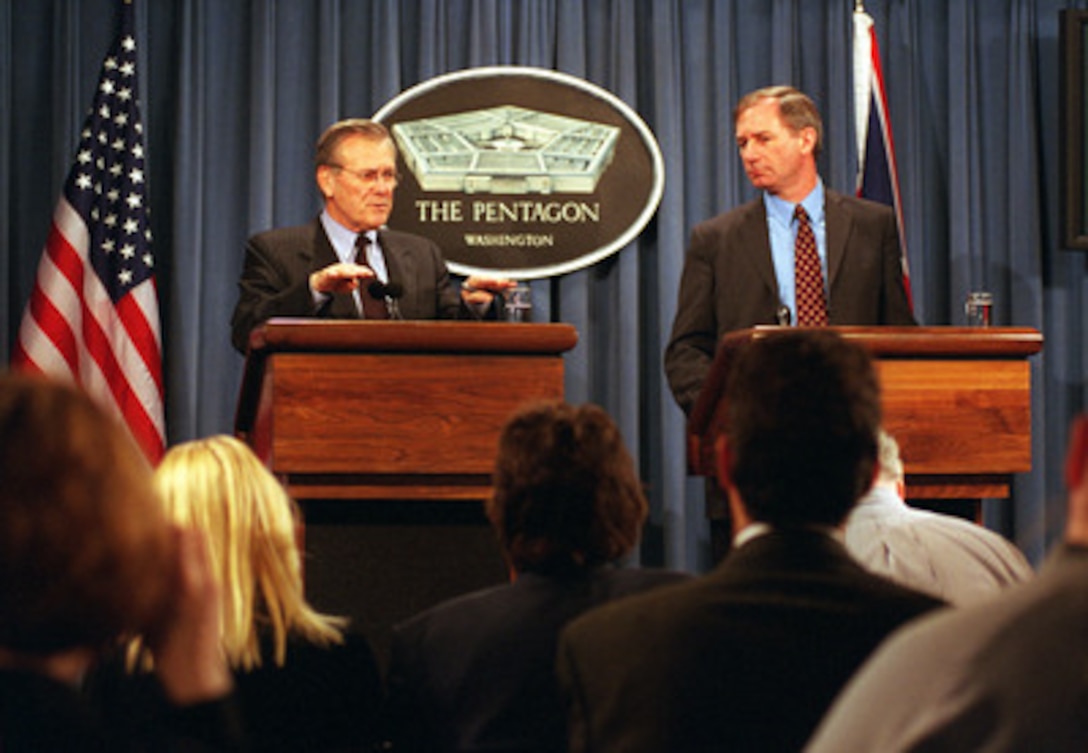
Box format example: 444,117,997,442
355,231,389,320
794,205,828,326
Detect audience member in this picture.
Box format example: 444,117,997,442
96,434,382,751
0,374,239,750
382,401,690,753
557,330,945,753
806,417,1088,753
845,429,1034,605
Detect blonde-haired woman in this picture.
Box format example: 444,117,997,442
97,435,382,751
152,435,344,670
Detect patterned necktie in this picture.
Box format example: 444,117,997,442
793,205,828,326
354,231,389,320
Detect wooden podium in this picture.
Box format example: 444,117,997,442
235,318,579,502
234,318,579,664
688,326,1044,504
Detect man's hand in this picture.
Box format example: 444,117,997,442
310,262,376,295
461,276,517,306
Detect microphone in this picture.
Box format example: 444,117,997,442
368,280,404,319
776,304,791,326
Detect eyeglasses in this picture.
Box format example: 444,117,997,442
329,164,401,187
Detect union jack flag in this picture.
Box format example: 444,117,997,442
854,5,913,311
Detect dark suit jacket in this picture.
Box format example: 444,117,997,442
382,566,691,753
557,530,945,753
85,630,380,752
231,218,465,352
233,631,383,752
2,667,244,752
664,190,917,413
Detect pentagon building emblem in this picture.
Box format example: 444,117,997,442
375,67,664,279
392,106,620,195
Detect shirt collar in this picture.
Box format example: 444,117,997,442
733,521,773,548
733,519,844,549
855,482,907,510
763,178,825,229
320,210,360,261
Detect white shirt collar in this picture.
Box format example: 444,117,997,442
732,520,845,549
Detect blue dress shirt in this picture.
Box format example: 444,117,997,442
763,181,827,325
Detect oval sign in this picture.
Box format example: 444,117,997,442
374,66,664,280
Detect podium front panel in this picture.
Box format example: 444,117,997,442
260,350,564,500
878,358,1032,476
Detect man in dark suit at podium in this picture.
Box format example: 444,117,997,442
664,85,916,415
231,118,512,353
558,331,944,753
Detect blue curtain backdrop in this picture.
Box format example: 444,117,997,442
4,0,1087,573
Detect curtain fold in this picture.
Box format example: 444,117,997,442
4,0,1087,572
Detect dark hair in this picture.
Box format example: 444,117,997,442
486,401,648,575
314,118,395,169
0,374,173,654
724,330,881,527
734,85,824,157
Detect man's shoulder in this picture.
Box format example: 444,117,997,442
601,566,692,587
380,226,440,250
562,570,703,643
394,580,513,637
405,567,689,631
825,189,895,220
861,505,1031,565
248,219,321,247
735,531,946,612
693,196,765,235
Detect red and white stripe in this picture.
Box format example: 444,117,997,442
13,198,165,462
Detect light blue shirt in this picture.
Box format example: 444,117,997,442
844,482,1035,606
763,181,827,326
317,211,389,314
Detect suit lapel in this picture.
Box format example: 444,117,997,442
738,200,779,296
377,229,417,315
824,190,851,292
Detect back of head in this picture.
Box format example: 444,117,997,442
0,374,172,655
152,435,342,669
724,330,881,527
487,401,648,575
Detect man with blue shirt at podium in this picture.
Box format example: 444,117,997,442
664,85,916,415
231,118,512,353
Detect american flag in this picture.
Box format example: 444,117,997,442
11,0,165,462
853,4,913,311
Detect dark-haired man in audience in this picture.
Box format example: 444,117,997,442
382,401,689,753
558,330,944,753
